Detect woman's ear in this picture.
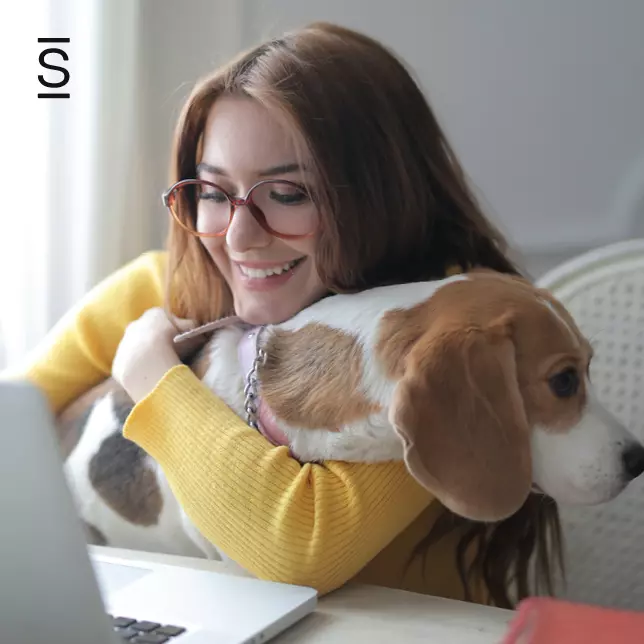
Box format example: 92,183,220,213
389,320,532,522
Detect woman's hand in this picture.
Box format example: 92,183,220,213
112,308,203,403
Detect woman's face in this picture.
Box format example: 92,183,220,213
198,96,327,325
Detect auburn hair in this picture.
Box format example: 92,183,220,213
164,21,562,608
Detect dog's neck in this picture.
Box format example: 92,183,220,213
177,317,291,449
237,327,290,449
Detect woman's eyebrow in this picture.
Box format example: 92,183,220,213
258,163,304,177
196,162,307,177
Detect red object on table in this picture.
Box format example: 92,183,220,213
502,597,644,643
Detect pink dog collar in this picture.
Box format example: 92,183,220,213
237,328,290,448
175,317,290,449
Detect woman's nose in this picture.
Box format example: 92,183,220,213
225,204,271,252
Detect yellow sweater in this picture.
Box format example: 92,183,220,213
6,251,482,600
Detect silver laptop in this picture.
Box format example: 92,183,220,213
0,381,317,644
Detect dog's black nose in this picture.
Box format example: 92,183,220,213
622,444,644,480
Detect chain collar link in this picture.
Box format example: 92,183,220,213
244,326,267,429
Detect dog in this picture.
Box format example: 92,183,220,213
58,270,644,567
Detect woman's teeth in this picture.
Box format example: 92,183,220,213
239,259,300,279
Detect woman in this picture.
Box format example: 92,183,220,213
8,22,560,607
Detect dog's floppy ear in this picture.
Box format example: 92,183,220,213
389,318,532,522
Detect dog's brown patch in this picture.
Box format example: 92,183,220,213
259,323,380,429
88,393,163,526
375,303,437,380
375,273,532,379
84,521,108,546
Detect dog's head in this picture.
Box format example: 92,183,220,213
381,272,644,522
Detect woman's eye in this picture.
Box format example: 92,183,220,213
199,190,228,204
269,188,309,206
549,368,580,398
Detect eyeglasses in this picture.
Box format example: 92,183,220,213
162,179,318,239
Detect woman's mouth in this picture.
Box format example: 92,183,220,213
235,257,306,290
237,258,303,278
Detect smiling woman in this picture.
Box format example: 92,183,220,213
175,96,326,324
9,22,559,608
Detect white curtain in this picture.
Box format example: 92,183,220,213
1,0,151,369
1,0,248,371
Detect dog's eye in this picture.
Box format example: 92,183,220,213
549,368,580,398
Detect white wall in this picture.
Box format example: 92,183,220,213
140,0,644,276
137,0,246,248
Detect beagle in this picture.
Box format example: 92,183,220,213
60,270,644,563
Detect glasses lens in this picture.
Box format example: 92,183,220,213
250,181,318,236
168,180,318,237
169,181,231,235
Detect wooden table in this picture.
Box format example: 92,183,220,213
91,546,514,643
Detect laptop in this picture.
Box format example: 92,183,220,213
0,381,317,644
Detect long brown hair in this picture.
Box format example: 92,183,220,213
164,21,561,607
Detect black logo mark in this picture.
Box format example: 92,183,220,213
38,38,70,99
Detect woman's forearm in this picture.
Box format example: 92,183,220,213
124,365,434,595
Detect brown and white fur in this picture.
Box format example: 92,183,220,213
59,270,644,567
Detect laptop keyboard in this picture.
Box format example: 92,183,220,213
110,615,187,642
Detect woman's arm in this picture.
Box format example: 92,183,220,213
4,249,434,595
1,251,167,412
125,365,434,596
